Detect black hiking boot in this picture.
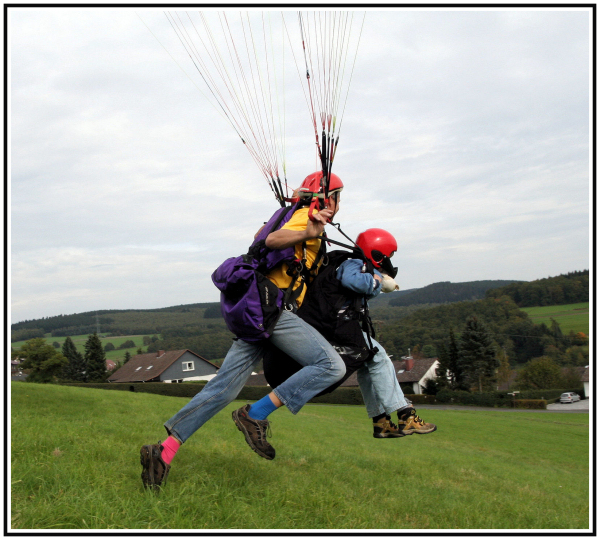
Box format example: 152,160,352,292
232,404,276,460
140,441,171,491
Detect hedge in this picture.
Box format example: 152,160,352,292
513,399,547,410
60,382,362,404
59,383,584,409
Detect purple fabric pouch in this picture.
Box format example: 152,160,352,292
212,204,299,342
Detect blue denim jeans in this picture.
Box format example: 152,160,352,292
356,335,409,418
164,310,345,443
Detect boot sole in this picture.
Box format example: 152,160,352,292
402,425,438,435
232,409,275,460
373,432,405,438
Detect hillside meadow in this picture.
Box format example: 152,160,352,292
10,383,590,531
11,334,148,363
520,302,589,335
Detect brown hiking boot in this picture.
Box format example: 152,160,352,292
140,441,171,491
373,416,405,438
232,404,275,460
398,408,437,435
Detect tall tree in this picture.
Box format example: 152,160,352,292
434,342,450,390
85,333,107,382
496,349,512,390
446,328,466,389
123,351,131,364
435,328,466,390
459,317,498,393
515,356,562,390
61,336,87,381
13,338,68,383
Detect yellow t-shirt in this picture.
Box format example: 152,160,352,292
266,207,321,307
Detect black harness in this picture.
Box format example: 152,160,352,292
262,249,379,395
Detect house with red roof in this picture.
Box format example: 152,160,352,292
107,350,219,383
392,356,439,394
337,356,439,395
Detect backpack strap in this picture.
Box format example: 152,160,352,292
281,229,331,311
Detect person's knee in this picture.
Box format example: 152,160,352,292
329,355,346,381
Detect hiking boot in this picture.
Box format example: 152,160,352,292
232,404,276,460
373,416,405,438
398,408,437,435
140,441,171,491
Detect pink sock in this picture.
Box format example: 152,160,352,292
161,436,180,465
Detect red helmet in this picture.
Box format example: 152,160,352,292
298,171,343,199
356,228,398,277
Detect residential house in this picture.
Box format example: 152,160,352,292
242,357,439,396
11,359,27,381
393,356,439,395
582,366,589,398
335,356,440,395
11,359,22,374
107,350,219,383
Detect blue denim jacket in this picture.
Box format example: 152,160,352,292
335,259,383,300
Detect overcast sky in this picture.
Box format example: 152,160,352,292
9,7,591,324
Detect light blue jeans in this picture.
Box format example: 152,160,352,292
356,335,410,418
164,310,346,443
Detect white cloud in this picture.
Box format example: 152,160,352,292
9,7,591,322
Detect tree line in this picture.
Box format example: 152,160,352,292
12,334,114,384
377,296,587,367
10,303,223,342
389,280,520,307
421,314,585,395
485,270,588,307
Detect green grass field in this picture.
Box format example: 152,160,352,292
521,303,589,335
10,383,590,531
11,334,148,362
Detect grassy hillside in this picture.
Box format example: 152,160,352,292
521,303,589,335
11,334,149,363
11,383,589,530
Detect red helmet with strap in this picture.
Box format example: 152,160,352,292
295,171,343,222
356,228,398,278
298,171,343,199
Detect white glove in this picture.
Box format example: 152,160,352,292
381,274,400,293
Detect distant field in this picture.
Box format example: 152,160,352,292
521,302,589,335
11,334,149,362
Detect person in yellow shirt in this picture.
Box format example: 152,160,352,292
140,172,346,490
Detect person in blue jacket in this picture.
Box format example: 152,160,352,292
264,228,437,438
336,230,437,438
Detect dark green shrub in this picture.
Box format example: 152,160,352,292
514,399,546,409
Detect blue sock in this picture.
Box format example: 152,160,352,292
248,395,278,420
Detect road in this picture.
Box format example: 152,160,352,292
412,398,589,413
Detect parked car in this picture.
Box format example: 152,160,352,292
560,392,581,404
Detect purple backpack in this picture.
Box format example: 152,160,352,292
211,204,303,342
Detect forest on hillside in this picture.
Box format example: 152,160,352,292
376,297,587,367
10,304,222,343
11,273,588,368
485,271,589,307
388,280,520,307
